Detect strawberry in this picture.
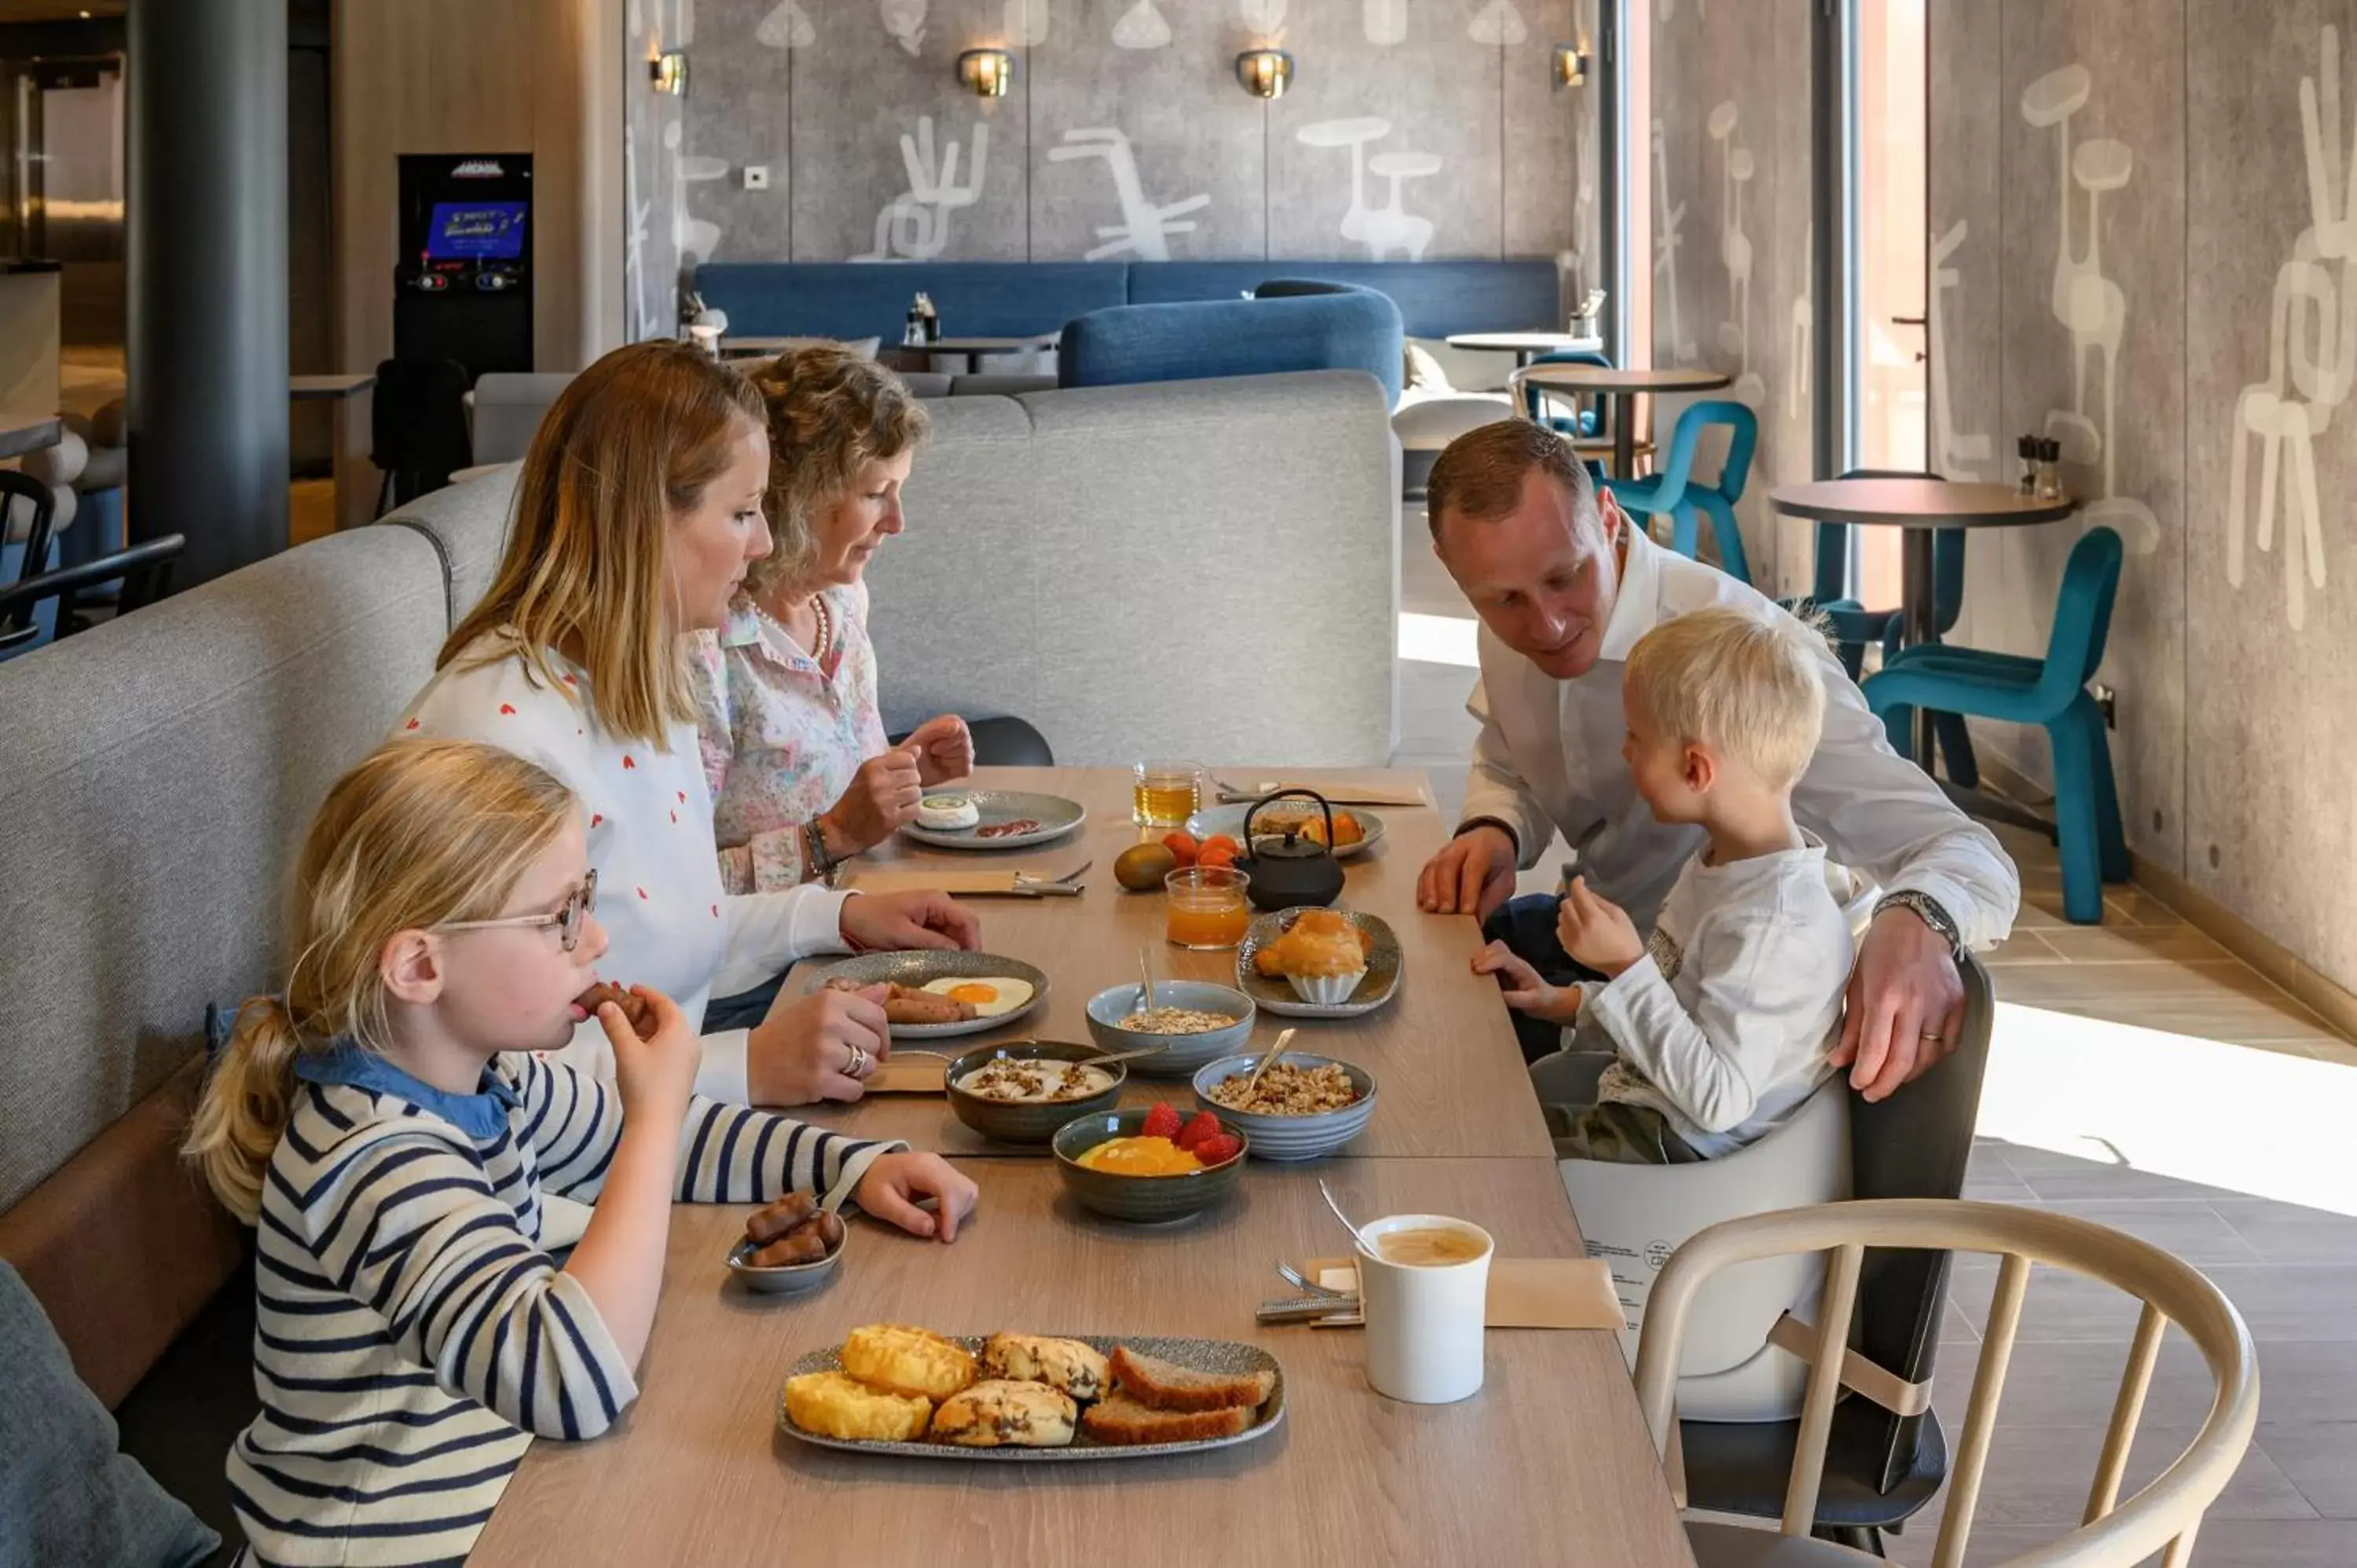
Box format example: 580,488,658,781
1140,1102,1182,1142
1175,1111,1223,1152
1193,1134,1244,1167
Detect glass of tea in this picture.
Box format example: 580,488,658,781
1164,865,1252,951
1132,760,1205,828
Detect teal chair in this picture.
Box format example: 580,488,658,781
1604,400,1757,585
1792,467,1977,786
1863,526,2128,923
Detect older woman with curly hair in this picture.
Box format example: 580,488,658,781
691,346,987,940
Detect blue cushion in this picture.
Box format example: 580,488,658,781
0,1261,218,1568
1058,290,1405,405
692,262,1130,342
1127,259,1561,337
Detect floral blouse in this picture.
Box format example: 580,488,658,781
692,579,889,893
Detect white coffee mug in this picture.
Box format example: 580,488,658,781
1356,1214,1494,1404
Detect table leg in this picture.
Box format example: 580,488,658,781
1901,529,1938,769
1612,394,1635,482
332,388,375,533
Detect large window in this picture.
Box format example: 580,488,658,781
1844,0,1927,610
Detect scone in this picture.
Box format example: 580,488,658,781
839,1323,977,1401
930,1379,1077,1448
783,1371,932,1442
980,1333,1110,1401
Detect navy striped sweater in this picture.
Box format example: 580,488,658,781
229,1043,895,1566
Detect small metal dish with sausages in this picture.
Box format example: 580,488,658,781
727,1191,848,1295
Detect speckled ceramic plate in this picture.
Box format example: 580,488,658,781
899,790,1087,851
794,951,1049,1039
1234,909,1403,1019
777,1335,1285,1462
1182,803,1387,862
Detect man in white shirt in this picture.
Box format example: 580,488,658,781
1414,419,2019,1099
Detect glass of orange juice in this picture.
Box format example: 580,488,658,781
1132,760,1205,827
1164,865,1252,950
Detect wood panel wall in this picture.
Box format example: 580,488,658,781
332,0,625,376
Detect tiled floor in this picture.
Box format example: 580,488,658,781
1386,500,2357,1565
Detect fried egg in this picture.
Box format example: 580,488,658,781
920,975,1034,1017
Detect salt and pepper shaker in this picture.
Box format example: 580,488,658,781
2035,438,2065,501
2017,435,2039,496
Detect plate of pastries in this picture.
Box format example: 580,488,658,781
1235,907,1402,1018
779,1324,1285,1461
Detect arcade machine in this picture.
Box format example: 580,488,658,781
382,155,532,504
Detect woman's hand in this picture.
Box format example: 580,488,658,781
1557,877,1644,978
853,1152,979,1241
903,715,974,787
821,749,924,855
748,983,890,1105
597,986,699,1130
839,889,981,953
1471,942,1585,1023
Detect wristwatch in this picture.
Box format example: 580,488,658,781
802,819,849,885
1874,889,1963,958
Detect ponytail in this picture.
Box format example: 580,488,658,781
185,995,308,1225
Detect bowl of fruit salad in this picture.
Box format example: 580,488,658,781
1050,1103,1248,1224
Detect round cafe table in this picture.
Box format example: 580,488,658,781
1508,363,1731,479
1444,330,1606,368
1769,478,2080,823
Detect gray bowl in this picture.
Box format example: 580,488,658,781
1051,1108,1248,1224
944,1040,1126,1146
1083,980,1255,1078
727,1231,844,1295
1190,1052,1378,1162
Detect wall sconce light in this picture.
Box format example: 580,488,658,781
650,51,689,96
1235,49,1294,100
1551,39,1589,90
956,48,1017,97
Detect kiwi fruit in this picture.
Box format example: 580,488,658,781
1113,843,1178,892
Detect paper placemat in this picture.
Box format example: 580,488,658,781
839,869,1028,898
865,1056,948,1094
1300,1255,1622,1330
1232,779,1430,808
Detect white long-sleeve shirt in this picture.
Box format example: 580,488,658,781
1570,838,1853,1158
402,632,852,1104
229,1043,895,1567
1460,525,2020,949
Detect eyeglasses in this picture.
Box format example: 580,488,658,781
434,870,599,952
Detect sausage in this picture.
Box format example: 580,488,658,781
576,982,658,1040
750,1225,829,1267
745,1192,819,1244
824,976,976,1025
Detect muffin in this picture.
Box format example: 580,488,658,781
980,1333,1109,1401
930,1379,1078,1448
1252,908,1371,1005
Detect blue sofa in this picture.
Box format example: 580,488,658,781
1059,285,1405,406
690,258,1560,345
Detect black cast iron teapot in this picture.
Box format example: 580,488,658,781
1237,789,1346,911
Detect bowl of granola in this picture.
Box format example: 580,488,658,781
944,1041,1127,1145
1189,1051,1376,1162
1083,981,1255,1079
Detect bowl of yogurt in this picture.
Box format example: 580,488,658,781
944,1040,1126,1145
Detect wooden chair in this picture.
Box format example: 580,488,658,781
1633,1200,2259,1567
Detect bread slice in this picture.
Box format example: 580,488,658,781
1080,1390,1255,1446
1108,1344,1275,1413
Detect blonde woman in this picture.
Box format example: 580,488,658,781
185,737,975,1566
405,342,977,1109
692,347,986,917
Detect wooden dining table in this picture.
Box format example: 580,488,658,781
468,767,1695,1566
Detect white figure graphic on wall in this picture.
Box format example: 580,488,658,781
626,135,658,340
1296,119,1439,262
757,0,814,47
1111,0,1172,50
1364,0,1407,46
879,0,926,56
666,120,720,267
1239,0,1287,31
1652,119,1695,362
1006,0,1050,47
2021,64,2158,552
1928,220,1992,479
855,116,988,262
1469,0,1526,46
2228,24,2355,631
1049,129,1209,262
1707,101,1762,406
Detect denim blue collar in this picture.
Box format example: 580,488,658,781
295,1039,521,1140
